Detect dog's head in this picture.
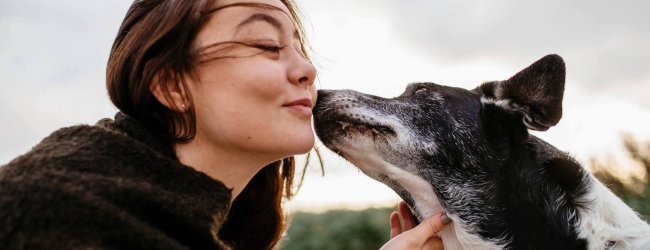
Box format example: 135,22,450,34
313,55,567,222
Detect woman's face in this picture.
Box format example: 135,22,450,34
187,0,317,161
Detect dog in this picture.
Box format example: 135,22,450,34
313,55,650,249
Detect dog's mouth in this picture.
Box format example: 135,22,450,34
312,91,399,147
336,119,396,138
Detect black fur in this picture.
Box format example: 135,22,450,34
480,103,589,249
314,55,592,249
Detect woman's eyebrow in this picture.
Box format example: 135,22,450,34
236,13,300,39
237,13,283,32
204,3,299,39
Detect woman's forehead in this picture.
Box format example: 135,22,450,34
215,0,286,8
197,1,296,44
204,1,294,31
210,0,290,16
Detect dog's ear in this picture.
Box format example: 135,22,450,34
475,54,566,131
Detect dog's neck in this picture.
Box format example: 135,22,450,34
429,135,650,249
420,131,588,247
491,137,589,248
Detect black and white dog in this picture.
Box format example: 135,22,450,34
313,55,650,249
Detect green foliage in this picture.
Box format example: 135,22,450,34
592,134,650,221
280,207,393,250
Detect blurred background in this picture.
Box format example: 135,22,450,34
1,0,649,249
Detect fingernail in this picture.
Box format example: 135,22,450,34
441,213,452,225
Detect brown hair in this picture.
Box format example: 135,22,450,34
106,0,310,249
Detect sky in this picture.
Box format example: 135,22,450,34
1,0,649,212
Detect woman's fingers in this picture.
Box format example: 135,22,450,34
410,212,452,240
389,211,402,238
423,236,444,250
398,201,417,230
381,212,452,250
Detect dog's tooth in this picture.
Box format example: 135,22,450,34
372,128,379,134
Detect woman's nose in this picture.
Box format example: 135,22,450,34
288,53,316,87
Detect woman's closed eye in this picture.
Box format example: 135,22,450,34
244,38,284,53
253,43,285,53
193,39,286,64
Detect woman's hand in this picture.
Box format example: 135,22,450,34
381,201,452,250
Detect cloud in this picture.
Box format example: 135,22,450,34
374,0,650,105
1,1,649,210
293,0,650,209
0,1,130,162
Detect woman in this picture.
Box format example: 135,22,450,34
0,0,450,249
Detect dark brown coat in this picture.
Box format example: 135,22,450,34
0,113,232,249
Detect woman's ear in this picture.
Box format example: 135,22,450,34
149,74,190,112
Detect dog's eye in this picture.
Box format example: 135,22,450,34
415,87,429,94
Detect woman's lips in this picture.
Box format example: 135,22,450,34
284,98,313,117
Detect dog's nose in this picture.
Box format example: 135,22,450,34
317,89,333,100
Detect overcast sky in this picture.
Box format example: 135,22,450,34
1,0,649,211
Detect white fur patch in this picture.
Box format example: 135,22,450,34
480,96,514,110
349,106,438,155
576,174,650,249
334,138,503,250
493,81,505,99
480,96,542,129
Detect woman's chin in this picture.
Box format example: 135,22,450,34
291,140,315,156
284,135,315,156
